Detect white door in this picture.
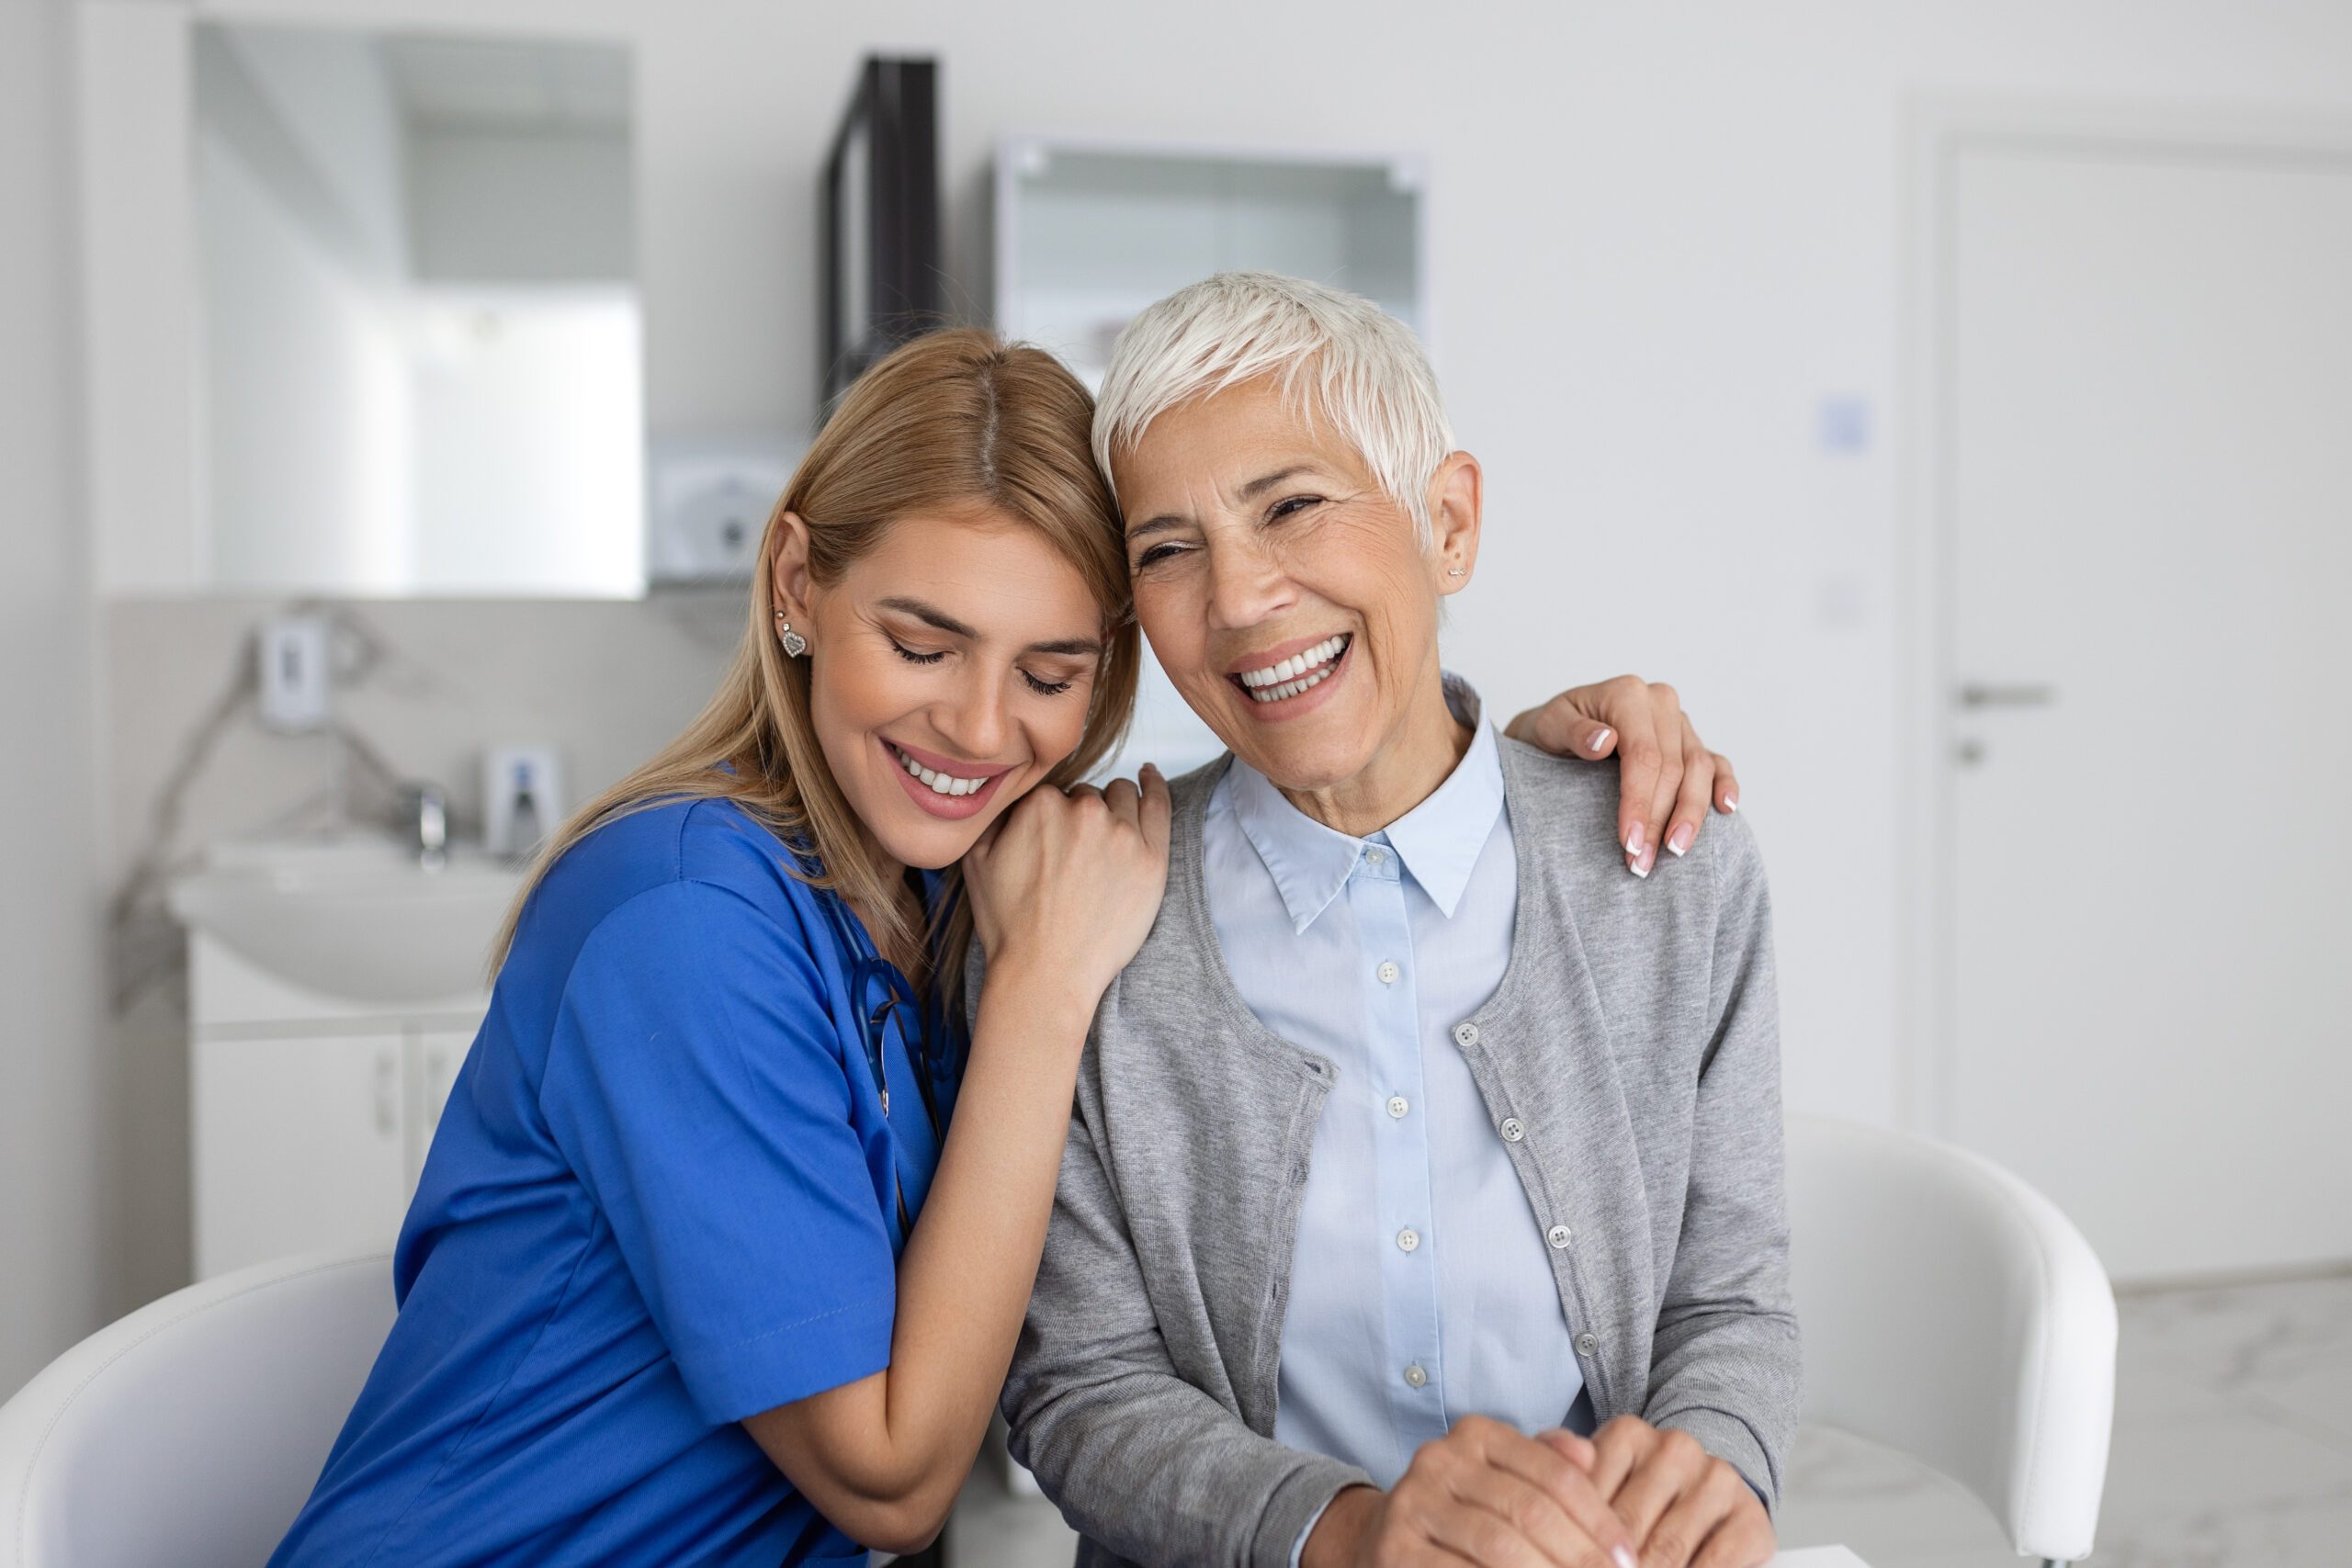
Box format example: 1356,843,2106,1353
193,1032,410,1278
1943,136,2352,1280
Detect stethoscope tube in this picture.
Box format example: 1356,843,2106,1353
815,886,954,1238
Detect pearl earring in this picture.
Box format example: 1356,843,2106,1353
1446,566,1467,578
775,611,807,658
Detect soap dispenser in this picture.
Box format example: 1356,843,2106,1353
484,746,563,860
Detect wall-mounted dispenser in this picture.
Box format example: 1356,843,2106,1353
484,746,563,860
256,615,332,733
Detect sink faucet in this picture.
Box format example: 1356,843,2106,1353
402,783,448,871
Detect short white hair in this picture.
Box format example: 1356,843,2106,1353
1092,272,1453,546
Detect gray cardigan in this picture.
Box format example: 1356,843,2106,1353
997,740,1800,1568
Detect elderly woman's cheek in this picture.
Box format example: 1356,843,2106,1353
1133,573,1216,699
1366,548,1442,675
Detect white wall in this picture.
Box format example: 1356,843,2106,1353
2,0,108,1393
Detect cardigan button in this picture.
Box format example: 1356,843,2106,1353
1500,1118,1525,1143
1453,1021,1479,1048
1576,1332,1600,1358
1547,1224,1573,1249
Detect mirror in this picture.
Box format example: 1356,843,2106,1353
189,25,643,597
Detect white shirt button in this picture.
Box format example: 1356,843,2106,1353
1365,847,1386,867
1575,1332,1600,1358
1500,1118,1525,1143
1547,1224,1573,1249
1376,960,1400,985
1403,1361,1429,1388
1386,1095,1410,1119
1396,1227,1420,1253
1453,1021,1479,1048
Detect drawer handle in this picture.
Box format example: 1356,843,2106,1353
374,1050,398,1136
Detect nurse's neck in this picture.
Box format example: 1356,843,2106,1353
844,839,926,976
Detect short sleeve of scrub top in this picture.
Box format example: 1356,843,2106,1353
540,875,897,1422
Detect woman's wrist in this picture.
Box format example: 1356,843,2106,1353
976,955,1103,1043
1302,1485,1379,1568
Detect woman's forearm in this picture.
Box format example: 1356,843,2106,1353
742,962,1093,1547
879,965,1094,1474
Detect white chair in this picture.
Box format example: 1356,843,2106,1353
0,1250,393,1568
1785,1113,2117,1566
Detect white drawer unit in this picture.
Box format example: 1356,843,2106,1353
188,934,489,1280
171,839,516,1280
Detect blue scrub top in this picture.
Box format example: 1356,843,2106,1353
272,796,960,1567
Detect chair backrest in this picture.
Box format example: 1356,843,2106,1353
0,1251,393,1568
1784,1114,2116,1563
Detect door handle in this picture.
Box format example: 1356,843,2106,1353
1957,682,2056,709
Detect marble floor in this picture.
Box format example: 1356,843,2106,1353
938,1269,2352,1566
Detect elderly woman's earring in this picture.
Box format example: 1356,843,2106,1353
1446,565,1468,578
775,610,808,658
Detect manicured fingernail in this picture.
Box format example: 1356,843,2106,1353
1623,821,1645,857
1587,727,1612,752
1614,1549,1639,1568
1667,823,1694,856
1628,858,1649,879
1723,791,1739,813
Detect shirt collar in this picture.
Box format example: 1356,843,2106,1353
1226,675,1507,931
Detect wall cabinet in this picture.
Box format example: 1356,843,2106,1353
187,933,485,1280
993,136,1428,391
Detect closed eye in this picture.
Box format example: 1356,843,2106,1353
1267,494,1325,523
890,641,947,666
1133,541,1189,570
1021,670,1074,696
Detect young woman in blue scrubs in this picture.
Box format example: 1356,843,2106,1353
271,326,1739,1566
273,332,1171,1566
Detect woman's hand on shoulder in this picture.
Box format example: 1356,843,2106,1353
964,762,1171,1009
1506,676,1741,879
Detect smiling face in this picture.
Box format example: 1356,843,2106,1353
1116,376,1482,820
774,504,1106,871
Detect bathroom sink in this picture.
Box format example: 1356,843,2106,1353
168,839,525,1005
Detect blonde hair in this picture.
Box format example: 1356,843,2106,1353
1092,271,1453,546
491,329,1138,1005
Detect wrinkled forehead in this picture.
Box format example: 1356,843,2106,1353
1114,374,1376,505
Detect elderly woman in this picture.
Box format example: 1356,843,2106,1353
1001,274,1796,1568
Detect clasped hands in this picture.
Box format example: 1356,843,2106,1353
1303,1415,1774,1568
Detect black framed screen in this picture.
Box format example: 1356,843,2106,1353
821,56,941,408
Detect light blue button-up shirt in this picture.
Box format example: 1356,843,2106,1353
1202,682,1590,1551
